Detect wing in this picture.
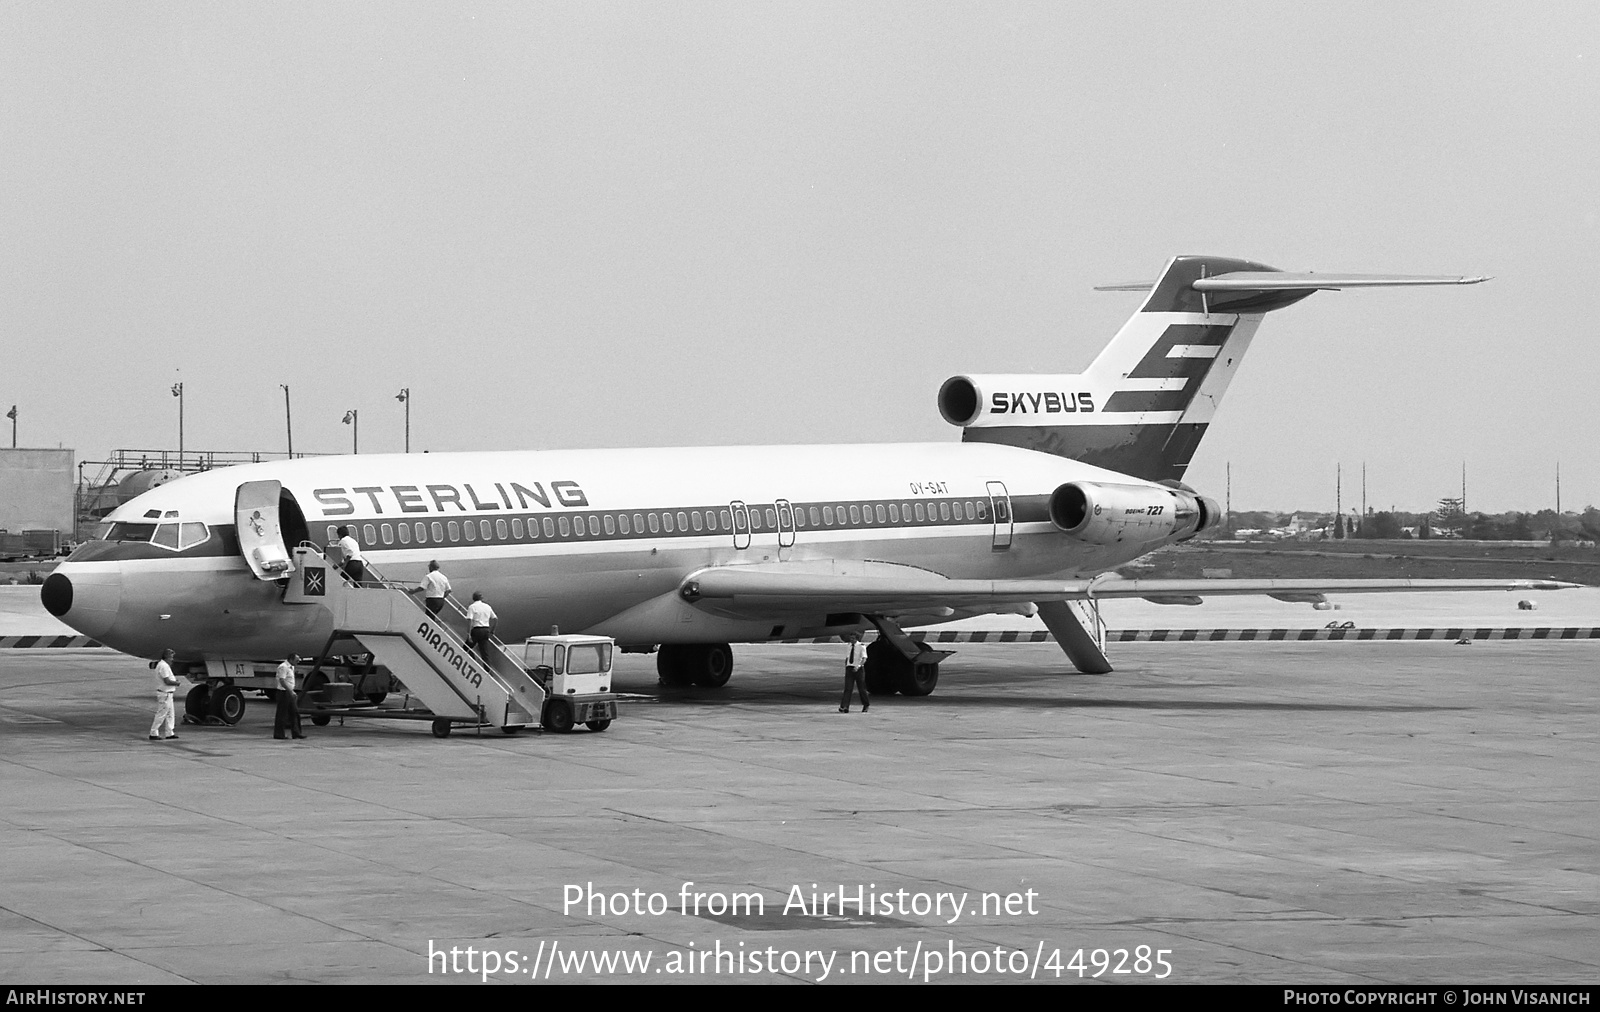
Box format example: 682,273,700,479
679,565,1578,619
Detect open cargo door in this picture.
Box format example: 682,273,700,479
235,479,292,580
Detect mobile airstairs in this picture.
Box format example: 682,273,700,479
282,545,547,737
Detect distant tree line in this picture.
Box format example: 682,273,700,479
1223,506,1600,542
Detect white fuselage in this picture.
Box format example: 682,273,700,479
49,441,1175,661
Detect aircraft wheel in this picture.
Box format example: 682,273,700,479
365,692,387,705
311,714,331,727
585,719,612,732
863,642,898,695
655,646,692,686
208,685,246,725
896,661,939,697
430,718,452,738
184,684,211,719
543,699,575,734
691,643,733,687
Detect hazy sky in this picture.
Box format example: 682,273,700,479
3,3,1595,512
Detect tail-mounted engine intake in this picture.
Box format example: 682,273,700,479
1048,481,1222,546
937,375,1096,428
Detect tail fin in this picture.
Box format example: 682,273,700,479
941,255,1485,483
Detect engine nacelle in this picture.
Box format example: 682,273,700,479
937,374,1098,428
1048,481,1223,546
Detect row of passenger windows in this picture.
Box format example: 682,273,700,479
325,498,997,549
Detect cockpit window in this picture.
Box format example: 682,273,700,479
100,521,209,550
106,523,158,542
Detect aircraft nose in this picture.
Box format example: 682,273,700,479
41,568,121,640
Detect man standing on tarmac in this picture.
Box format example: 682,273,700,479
839,633,869,714
274,654,306,740
466,592,498,665
414,561,451,615
149,648,180,740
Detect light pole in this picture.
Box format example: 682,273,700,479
171,382,184,467
342,409,358,454
281,384,293,458
396,388,410,453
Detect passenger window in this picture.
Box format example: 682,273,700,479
588,516,600,536
764,508,776,527
663,512,675,533
939,502,951,522
914,503,926,522
976,500,987,520
790,509,803,530
559,516,571,537
543,518,555,538
603,514,615,535
464,522,477,542
889,503,900,523
848,505,860,525
512,518,524,539
496,519,508,539
809,507,821,526
964,501,976,521
690,511,703,532
179,523,209,550
748,511,761,531
362,523,377,543
676,511,688,532
447,521,460,542
381,523,394,545
619,514,631,535
648,513,660,534
415,523,427,544
719,508,732,529
480,520,492,540
397,523,411,545
822,506,834,525
875,504,886,524
432,522,444,542
327,525,339,543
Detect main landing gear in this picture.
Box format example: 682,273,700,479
862,638,939,697
183,683,248,725
656,643,734,688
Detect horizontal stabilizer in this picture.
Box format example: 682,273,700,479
1196,272,1490,291
1097,272,1489,293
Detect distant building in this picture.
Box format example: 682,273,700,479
0,448,74,534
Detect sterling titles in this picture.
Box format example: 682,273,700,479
312,479,589,518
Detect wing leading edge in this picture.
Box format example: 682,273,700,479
679,567,1578,617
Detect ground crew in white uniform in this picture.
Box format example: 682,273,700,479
149,648,180,740
273,654,306,740
839,633,869,713
466,592,498,664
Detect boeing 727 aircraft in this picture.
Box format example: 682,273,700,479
43,255,1565,716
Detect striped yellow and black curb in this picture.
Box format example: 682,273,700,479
776,627,1600,644
0,635,104,648
3,629,1598,648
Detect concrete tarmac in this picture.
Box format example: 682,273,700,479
1,641,1596,984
